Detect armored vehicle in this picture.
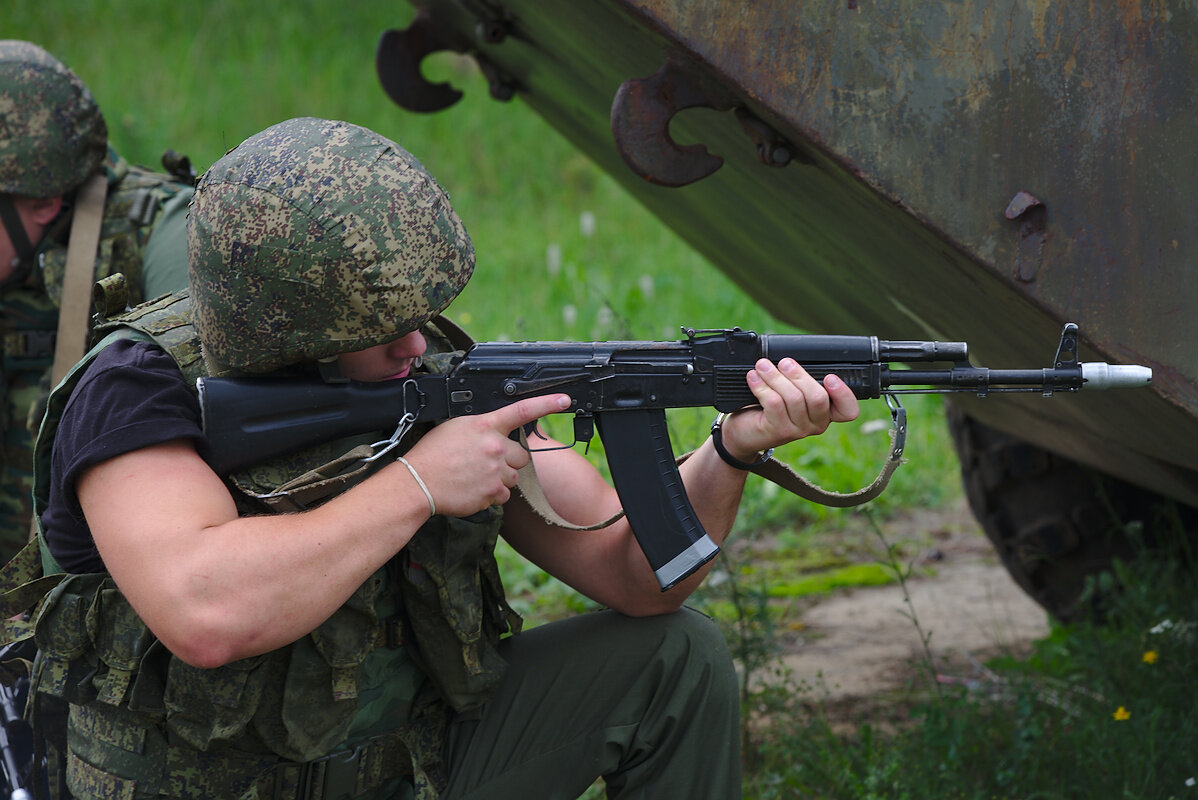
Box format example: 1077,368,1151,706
376,1,1197,620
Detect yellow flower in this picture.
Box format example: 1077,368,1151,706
1142,650,1158,664
1113,706,1131,721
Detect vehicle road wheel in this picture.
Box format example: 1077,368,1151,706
944,401,1193,622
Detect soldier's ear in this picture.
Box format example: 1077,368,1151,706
27,195,63,225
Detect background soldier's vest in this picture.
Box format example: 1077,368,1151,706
25,292,520,800
0,151,193,561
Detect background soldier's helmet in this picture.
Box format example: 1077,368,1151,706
188,117,475,374
0,40,108,197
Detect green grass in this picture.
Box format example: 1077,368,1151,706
736,540,1198,800
11,4,1194,798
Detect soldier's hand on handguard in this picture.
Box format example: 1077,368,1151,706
399,393,572,518
717,358,860,463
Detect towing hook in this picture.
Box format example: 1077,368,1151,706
611,60,730,187
611,60,794,186
376,15,464,112
377,12,516,112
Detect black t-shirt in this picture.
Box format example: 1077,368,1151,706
42,338,205,573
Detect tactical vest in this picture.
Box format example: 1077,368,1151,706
0,150,193,560
22,292,520,800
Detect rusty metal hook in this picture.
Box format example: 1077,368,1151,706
611,61,794,186
376,13,464,113
611,61,734,187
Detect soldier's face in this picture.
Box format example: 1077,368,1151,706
0,194,59,285
336,330,428,382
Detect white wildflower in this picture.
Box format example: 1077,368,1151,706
546,243,562,277
579,210,596,237
861,419,890,435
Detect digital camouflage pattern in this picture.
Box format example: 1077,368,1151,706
20,299,516,799
0,40,108,197
189,117,475,374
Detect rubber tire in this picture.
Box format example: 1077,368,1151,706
944,401,1193,622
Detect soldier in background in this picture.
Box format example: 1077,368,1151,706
0,40,194,559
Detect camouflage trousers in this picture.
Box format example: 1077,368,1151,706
441,606,742,799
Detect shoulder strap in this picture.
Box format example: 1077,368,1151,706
428,313,475,352
50,173,109,387
0,539,61,645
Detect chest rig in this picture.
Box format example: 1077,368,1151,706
0,153,193,559
12,292,520,800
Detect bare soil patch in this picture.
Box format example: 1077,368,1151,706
763,499,1051,702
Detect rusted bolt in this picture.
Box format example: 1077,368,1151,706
1005,191,1047,282
736,108,793,168
1004,190,1043,219
478,59,516,102
475,19,509,45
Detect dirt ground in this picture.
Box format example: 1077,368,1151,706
766,498,1051,702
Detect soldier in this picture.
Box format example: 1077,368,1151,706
0,40,193,559
25,117,859,799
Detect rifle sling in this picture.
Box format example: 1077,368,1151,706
747,431,904,507
514,405,907,531
713,401,908,507
514,428,625,531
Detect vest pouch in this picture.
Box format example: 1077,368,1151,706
33,573,111,702
85,584,155,708
0,288,58,371
263,579,384,762
162,652,272,752
400,509,514,711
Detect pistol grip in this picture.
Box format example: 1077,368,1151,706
595,408,719,590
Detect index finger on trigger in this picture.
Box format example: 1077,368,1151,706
490,393,573,433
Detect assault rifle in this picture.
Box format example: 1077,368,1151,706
0,682,29,800
0,641,32,800
198,323,1150,590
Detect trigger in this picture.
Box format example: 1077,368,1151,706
573,414,595,453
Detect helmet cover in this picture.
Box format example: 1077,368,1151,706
188,117,475,373
0,40,108,197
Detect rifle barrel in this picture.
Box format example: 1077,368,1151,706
882,363,1151,393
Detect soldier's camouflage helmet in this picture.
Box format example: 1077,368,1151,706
0,40,108,197
188,117,475,374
